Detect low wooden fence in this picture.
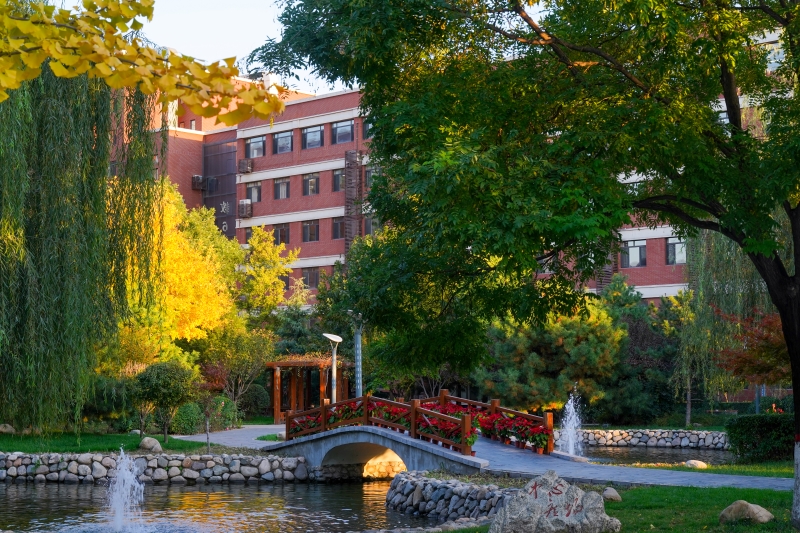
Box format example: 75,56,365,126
285,389,554,456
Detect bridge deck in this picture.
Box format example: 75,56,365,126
176,426,791,491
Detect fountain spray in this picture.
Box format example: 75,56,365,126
108,448,144,532
559,385,583,456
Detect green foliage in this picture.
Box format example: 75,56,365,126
0,433,205,454
273,278,327,355
208,395,238,432
0,65,161,431
170,402,204,435
133,361,196,441
726,414,794,462
474,303,626,411
239,383,270,417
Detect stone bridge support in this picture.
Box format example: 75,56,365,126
260,426,488,481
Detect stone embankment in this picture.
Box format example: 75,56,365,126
386,471,516,524
554,429,729,450
0,452,318,485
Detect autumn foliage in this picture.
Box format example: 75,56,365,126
716,309,791,384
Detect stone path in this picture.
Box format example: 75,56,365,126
175,424,282,449
176,426,791,491
473,438,792,491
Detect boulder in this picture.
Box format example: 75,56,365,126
719,500,774,525
0,424,15,434
685,460,708,469
488,470,621,533
295,463,308,481
91,463,108,478
139,437,163,453
129,429,141,436
602,488,621,502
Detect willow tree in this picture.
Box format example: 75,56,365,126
0,64,164,430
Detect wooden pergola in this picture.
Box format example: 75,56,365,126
267,354,352,423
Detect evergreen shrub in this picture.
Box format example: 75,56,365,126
726,414,794,462
170,402,203,435
240,384,270,417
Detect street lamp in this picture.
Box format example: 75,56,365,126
323,333,343,403
347,310,364,397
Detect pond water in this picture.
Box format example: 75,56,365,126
0,482,431,533
585,446,735,465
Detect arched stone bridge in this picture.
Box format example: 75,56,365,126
259,425,489,478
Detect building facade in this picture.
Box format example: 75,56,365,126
164,89,686,301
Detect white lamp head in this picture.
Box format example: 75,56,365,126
323,333,343,344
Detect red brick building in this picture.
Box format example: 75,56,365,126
163,88,686,301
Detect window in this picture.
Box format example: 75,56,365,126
273,223,289,245
273,131,293,154
302,267,320,289
621,240,647,268
246,181,262,203
363,120,373,139
331,120,354,144
274,178,290,199
332,217,344,239
302,219,320,242
332,169,345,192
280,274,291,291
245,136,266,158
245,227,252,243
303,173,320,196
302,125,324,149
364,166,378,188
365,217,380,236
179,122,185,129
190,119,196,130
667,237,687,265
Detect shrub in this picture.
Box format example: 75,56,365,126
209,395,239,431
170,402,203,435
726,414,794,462
239,384,270,417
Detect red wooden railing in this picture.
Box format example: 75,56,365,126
284,389,554,456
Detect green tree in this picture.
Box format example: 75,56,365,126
239,226,299,324
254,2,800,518
474,303,626,411
133,361,196,442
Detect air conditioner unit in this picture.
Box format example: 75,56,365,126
238,199,253,218
238,158,254,174
191,175,206,190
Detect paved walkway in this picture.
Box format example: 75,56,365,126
175,424,282,449
176,426,791,491
474,438,792,491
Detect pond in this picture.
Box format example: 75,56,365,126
585,446,735,465
0,482,431,533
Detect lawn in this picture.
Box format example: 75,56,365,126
243,416,275,425
0,433,209,454
256,434,279,442
627,461,793,478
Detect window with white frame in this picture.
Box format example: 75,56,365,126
245,136,265,158
621,240,647,268
246,181,261,203
273,131,293,154
303,173,320,196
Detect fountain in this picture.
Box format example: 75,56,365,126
107,449,144,532
559,387,583,457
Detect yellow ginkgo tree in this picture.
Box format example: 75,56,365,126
0,0,283,124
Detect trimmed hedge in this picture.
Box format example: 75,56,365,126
170,402,204,435
726,414,794,462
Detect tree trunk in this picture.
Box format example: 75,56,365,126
206,415,211,455
164,422,169,444
685,377,692,427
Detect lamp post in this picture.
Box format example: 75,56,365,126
323,333,343,403
348,310,364,397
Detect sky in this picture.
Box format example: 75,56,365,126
140,0,345,95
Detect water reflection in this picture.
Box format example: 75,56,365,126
0,482,431,533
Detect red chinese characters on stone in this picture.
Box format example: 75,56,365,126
545,503,559,518
527,482,540,499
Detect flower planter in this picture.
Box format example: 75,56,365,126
535,447,544,455
470,451,476,457
502,438,511,446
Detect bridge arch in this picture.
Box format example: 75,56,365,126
321,442,407,480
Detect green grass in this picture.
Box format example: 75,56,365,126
256,434,279,442
243,416,275,425
606,485,792,532
623,461,793,478
0,433,209,454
